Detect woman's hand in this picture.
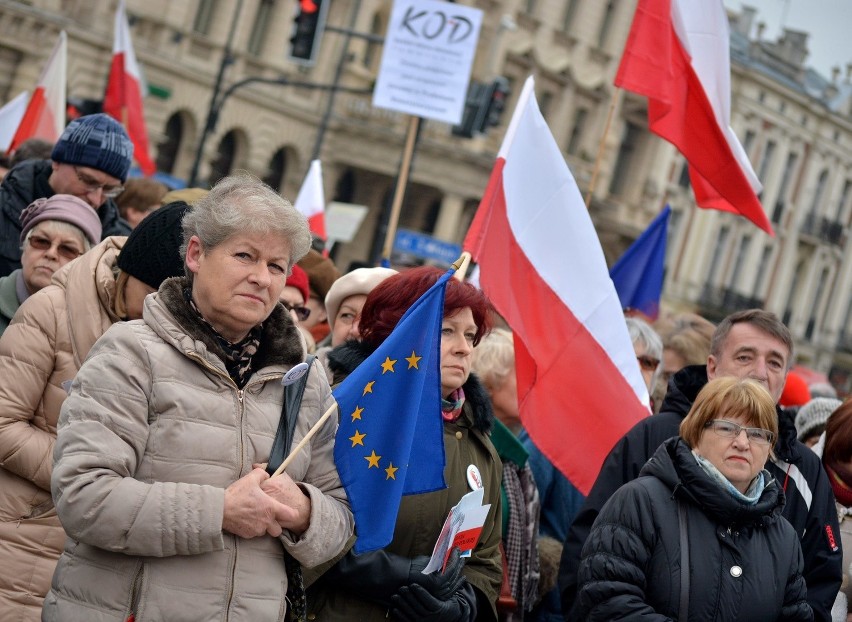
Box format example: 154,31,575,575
222,468,298,538
259,471,312,535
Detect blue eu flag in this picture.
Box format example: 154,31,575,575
332,268,453,553
610,205,671,320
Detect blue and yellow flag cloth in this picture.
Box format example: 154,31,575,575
332,268,453,554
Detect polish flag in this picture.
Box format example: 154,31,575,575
463,77,650,494
294,159,327,241
0,92,30,153
103,0,155,175
8,31,66,153
616,0,771,234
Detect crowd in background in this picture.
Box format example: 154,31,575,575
0,114,850,621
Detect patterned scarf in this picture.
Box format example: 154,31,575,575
441,387,465,422
183,287,261,389
502,462,540,619
692,450,766,505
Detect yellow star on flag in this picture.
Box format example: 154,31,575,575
381,356,397,374
349,430,366,447
365,450,381,468
351,406,364,421
385,462,399,480
363,381,375,396
405,350,422,369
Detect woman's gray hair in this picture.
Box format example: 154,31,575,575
471,327,515,390
180,173,311,277
626,316,664,387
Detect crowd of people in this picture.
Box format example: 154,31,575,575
0,113,850,621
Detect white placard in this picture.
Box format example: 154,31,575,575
325,201,369,243
372,0,483,124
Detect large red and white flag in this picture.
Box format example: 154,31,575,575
464,77,650,494
0,91,30,153
8,31,66,153
616,0,771,234
103,0,155,175
294,159,327,241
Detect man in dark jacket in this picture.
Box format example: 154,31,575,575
559,309,842,622
0,113,133,277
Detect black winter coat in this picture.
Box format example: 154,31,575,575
575,437,813,622
0,159,130,277
560,366,841,622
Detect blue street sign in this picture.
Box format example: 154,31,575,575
394,229,462,265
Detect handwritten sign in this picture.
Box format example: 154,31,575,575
373,0,483,124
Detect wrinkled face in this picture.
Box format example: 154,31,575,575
49,162,122,209
694,413,771,493
707,323,789,403
633,342,659,394
661,348,687,388
123,275,156,320
186,232,291,343
331,294,367,347
440,307,476,399
489,370,520,431
20,222,86,294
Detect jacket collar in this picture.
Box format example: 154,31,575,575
152,276,305,371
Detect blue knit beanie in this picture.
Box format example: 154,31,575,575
51,114,134,183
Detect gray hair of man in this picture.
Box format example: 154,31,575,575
180,173,312,280
626,316,664,388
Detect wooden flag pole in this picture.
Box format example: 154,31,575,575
271,402,338,478
585,88,622,209
452,252,472,281
381,115,421,264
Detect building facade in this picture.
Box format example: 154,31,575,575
1,0,850,390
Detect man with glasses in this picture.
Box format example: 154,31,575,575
559,309,842,622
0,113,133,277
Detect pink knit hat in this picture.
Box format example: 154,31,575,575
20,194,102,246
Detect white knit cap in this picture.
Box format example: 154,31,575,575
324,267,398,330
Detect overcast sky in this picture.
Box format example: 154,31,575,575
723,0,852,80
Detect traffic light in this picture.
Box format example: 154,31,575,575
288,0,328,65
484,77,510,128
451,78,511,138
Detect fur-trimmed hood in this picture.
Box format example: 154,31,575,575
327,339,494,434
151,276,305,371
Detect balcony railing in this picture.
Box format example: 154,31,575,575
698,285,765,322
800,213,846,246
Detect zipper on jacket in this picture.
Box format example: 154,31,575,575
127,562,144,619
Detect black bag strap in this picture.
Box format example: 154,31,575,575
677,497,690,621
266,355,316,476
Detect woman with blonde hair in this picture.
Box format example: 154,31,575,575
575,377,811,621
0,201,189,620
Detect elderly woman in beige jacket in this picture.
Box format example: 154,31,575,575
43,174,353,622
0,201,190,621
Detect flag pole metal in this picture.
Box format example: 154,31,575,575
585,88,622,209
380,115,421,265
271,402,338,478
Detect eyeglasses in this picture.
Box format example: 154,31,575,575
704,419,775,446
26,234,84,261
281,301,311,322
73,167,124,199
636,355,660,372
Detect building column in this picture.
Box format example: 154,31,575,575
432,193,466,242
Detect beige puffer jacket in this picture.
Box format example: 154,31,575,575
0,236,124,621
42,277,353,622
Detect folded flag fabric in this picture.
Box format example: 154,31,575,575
332,267,453,553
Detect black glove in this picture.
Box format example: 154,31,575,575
391,580,478,622
408,547,465,600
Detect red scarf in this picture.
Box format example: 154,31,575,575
825,463,852,508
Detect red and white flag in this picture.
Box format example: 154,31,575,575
294,159,327,241
0,91,30,153
616,0,771,234
463,77,650,495
8,31,66,153
103,0,155,175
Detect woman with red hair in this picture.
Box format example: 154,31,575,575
307,266,503,622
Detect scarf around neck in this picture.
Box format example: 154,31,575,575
692,450,766,505
442,387,465,422
184,287,261,388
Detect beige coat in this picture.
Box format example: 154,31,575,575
42,278,353,622
0,237,124,621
